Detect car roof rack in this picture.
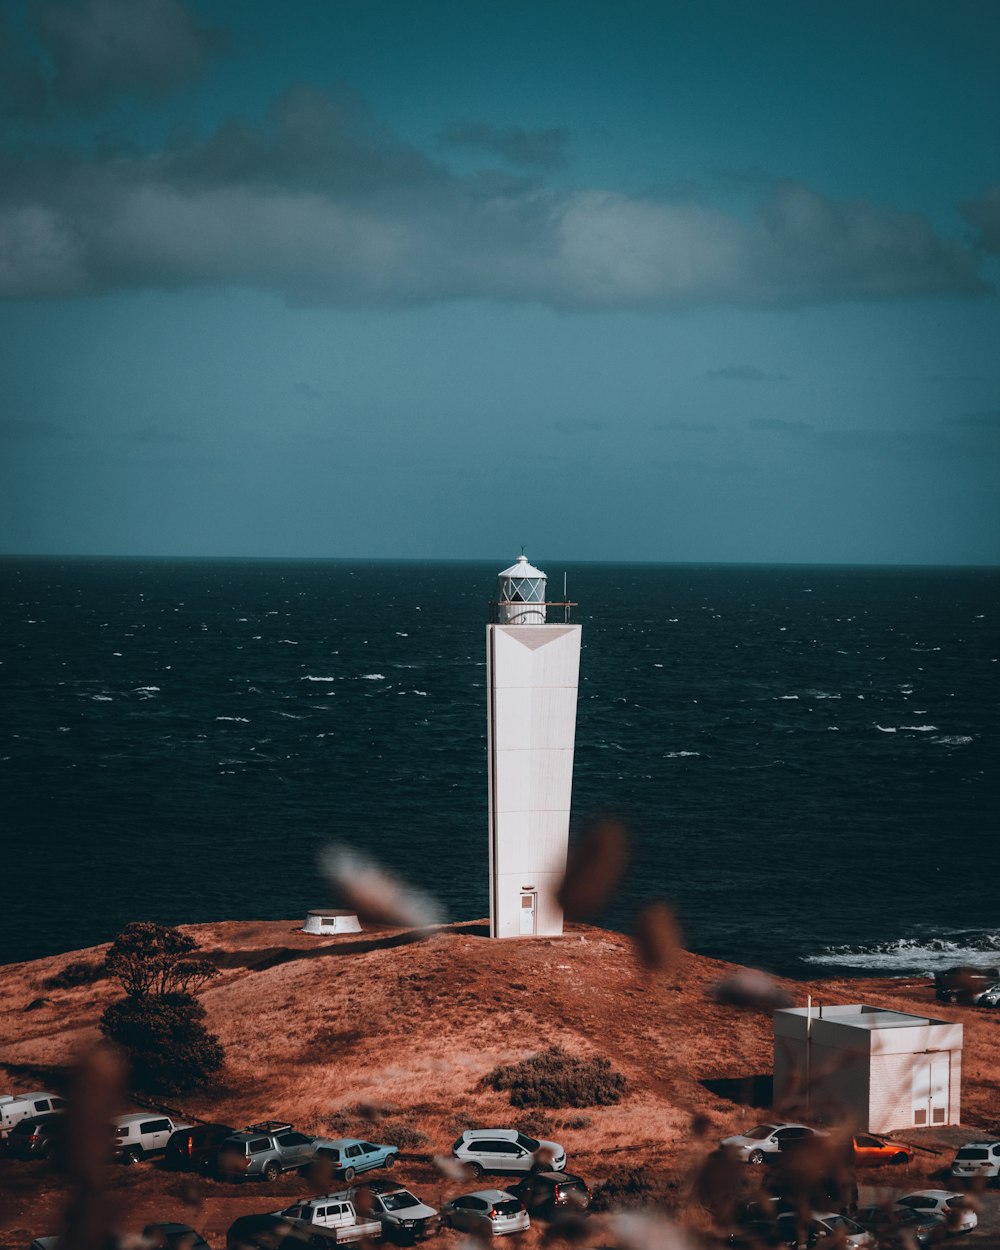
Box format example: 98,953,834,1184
245,1121,293,1134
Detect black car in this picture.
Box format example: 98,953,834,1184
164,1122,237,1172
506,1170,591,1218
6,1111,66,1161
225,1215,316,1249
934,966,1000,1004
142,1225,211,1250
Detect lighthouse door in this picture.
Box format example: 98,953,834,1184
519,892,537,936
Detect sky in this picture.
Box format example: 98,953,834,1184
1,0,998,565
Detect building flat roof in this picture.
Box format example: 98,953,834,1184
778,1004,945,1029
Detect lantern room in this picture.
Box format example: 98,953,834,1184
494,554,547,625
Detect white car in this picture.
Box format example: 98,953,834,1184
452,1128,566,1177
810,1212,877,1248
720,1122,825,1164
895,1190,978,1234
441,1189,531,1236
111,1112,191,1164
951,1140,1000,1182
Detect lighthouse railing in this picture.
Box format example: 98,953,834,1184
488,600,578,624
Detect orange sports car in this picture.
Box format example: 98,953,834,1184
852,1133,913,1165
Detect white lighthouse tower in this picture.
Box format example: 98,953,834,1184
487,554,581,939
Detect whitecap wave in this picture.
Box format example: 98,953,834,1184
778,694,799,700
898,724,938,732
216,716,250,723
665,750,701,758
302,675,336,682
91,694,113,702
933,734,973,746
874,724,897,732
804,930,1000,973
279,639,299,644
360,673,386,680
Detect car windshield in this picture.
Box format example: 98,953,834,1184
823,1215,863,1233
746,1125,776,1140
515,1134,540,1151
382,1193,420,1212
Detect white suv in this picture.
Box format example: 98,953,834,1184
452,1128,566,1177
112,1113,190,1164
951,1141,1000,1182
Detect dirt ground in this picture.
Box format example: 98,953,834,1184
2,919,998,1248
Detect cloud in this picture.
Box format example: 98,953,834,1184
553,417,607,433
0,87,988,309
34,0,227,112
648,418,719,432
959,186,1000,253
749,417,812,432
708,364,783,381
440,121,570,169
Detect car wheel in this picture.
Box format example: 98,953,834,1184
385,1153,396,1169
891,1152,909,1165
343,1165,356,1181
123,1147,143,1165
471,1162,485,1179
747,1149,766,1165
262,1161,281,1182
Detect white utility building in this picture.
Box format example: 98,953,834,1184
773,1004,963,1133
486,555,581,939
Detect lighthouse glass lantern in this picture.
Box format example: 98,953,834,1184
486,554,581,939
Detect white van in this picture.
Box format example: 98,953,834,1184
0,1092,66,1138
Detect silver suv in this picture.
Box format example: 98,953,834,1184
217,1121,319,1182
452,1128,566,1177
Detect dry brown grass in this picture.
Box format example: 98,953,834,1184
1,919,997,1246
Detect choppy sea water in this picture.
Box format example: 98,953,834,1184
1,557,997,978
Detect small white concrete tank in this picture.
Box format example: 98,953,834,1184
495,555,547,625
303,909,362,935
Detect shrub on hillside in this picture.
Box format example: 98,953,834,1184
591,1165,660,1211
43,959,107,989
104,921,218,998
99,992,224,1094
484,1046,627,1109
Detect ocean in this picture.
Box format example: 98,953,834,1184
2,556,997,978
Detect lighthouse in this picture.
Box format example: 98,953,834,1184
486,555,581,939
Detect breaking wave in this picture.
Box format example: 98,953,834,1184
804,930,1000,973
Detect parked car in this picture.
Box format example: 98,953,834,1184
934,966,1000,1004
6,1112,66,1161
441,1190,530,1237
720,1123,825,1165
452,1128,567,1177
851,1133,912,1166
855,1205,945,1249
808,1213,876,1248
215,1122,320,1182
141,1224,211,1250
358,1180,439,1242
225,1214,314,1249
506,1170,591,1218
164,1122,236,1172
311,1136,398,1181
951,1140,1000,1183
112,1113,191,1164
1,1092,66,1138
895,1190,978,1234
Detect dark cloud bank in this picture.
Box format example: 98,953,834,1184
0,0,992,313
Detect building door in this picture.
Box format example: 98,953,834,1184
912,1054,949,1126
519,892,536,936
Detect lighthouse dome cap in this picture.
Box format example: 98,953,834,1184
498,553,546,580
